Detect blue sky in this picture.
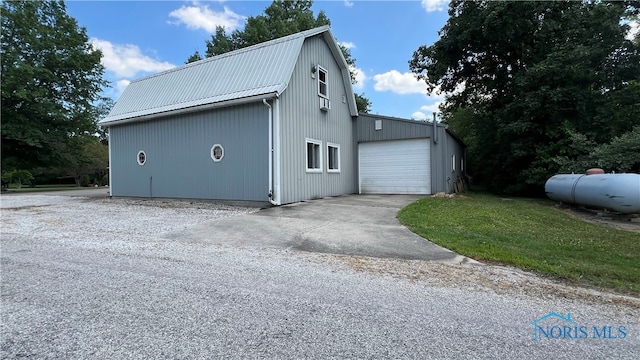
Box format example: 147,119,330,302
66,0,452,119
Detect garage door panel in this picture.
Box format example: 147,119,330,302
359,139,430,194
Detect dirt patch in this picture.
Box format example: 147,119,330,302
322,255,640,309
554,204,640,233
92,197,257,213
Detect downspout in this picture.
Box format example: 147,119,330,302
263,99,277,206
272,97,281,205
432,112,438,144
107,127,113,197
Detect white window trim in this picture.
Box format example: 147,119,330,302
210,144,224,162
137,150,146,166
317,65,328,98
327,142,340,173
305,138,322,173
452,154,456,172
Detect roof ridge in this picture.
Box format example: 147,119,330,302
130,25,331,85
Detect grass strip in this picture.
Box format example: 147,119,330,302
397,192,640,294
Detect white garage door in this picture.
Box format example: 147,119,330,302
359,139,431,194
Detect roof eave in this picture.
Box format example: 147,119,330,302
99,92,279,127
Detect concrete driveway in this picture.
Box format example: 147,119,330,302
173,194,468,263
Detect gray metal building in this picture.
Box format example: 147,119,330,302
101,26,358,205
357,113,466,194
101,26,466,205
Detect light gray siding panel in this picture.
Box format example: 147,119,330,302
109,102,268,201
278,35,357,204
357,114,432,142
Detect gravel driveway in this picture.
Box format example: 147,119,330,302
1,195,639,359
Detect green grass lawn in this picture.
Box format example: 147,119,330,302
3,184,83,193
398,192,640,294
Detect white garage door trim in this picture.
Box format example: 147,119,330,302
358,139,431,194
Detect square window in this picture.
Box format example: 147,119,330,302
327,143,340,173
306,138,322,172
317,66,328,97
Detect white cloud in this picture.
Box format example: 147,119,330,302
421,0,448,13
350,66,366,90
168,4,245,32
373,70,427,94
411,111,428,120
338,41,355,49
344,1,354,7
419,103,442,114
116,79,131,95
626,20,639,41
91,38,176,78
412,103,441,121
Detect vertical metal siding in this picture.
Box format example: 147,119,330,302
356,114,434,142
277,35,357,204
110,102,269,201
356,114,465,194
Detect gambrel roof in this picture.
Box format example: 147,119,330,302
101,26,357,125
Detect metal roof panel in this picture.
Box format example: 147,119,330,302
100,26,358,124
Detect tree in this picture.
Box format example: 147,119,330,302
556,125,640,174
204,26,239,58
185,50,203,64
1,169,34,189
188,0,371,112
62,137,109,186
95,97,115,145
1,0,107,175
410,0,640,194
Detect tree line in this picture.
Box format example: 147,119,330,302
1,0,110,187
410,0,640,195
3,0,637,195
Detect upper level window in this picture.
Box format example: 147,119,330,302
317,65,328,98
306,138,322,173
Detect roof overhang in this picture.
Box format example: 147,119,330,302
100,92,278,127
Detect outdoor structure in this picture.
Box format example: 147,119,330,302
101,26,466,205
357,114,466,195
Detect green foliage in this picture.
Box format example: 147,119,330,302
63,137,109,186
1,169,35,188
185,50,203,64
398,193,640,293
203,1,330,56
194,0,371,112
589,126,640,173
1,0,107,172
355,93,372,114
95,97,114,145
79,174,91,187
410,0,640,194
